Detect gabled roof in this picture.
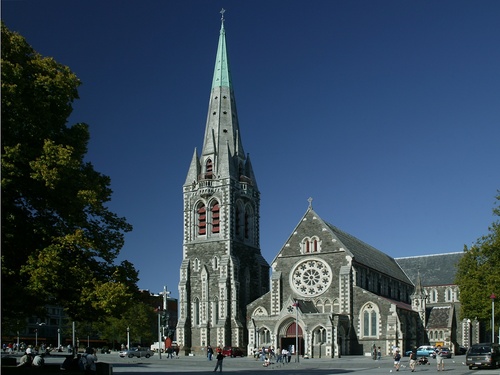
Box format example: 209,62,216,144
272,206,412,284
426,305,453,329
395,253,463,286
325,221,411,284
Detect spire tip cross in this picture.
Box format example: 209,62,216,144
220,8,226,22
308,197,313,208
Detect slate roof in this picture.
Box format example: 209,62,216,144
395,253,464,286
296,299,319,314
427,306,453,329
325,222,412,284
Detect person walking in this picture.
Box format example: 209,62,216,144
435,345,445,371
207,345,213,361
213,351,224,372
409,347,417,372
393,349,401,371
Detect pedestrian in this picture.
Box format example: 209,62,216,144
435,345,444,371
166,346,173,359
84,347,98,375
393,349,401,371
377,346,382,360
207,345,213,361
213,351,224,372
281,347,288,364
17,351,32,367
32,353,45,367
409,347,417,372
276,347,282,363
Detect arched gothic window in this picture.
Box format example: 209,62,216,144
235,205,241,236
430,289,438,303
361,303,379,337
315,299,324,313
212,297,219,325
194,297,200,325
324,299,332,313
315,327,326,343
300,236,322,254
333,299,340,313
244,211,249,238
244,203,254,241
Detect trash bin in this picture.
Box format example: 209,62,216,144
96,362,113,375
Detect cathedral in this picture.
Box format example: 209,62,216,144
177,14,479,357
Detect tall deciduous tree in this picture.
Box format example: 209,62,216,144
1,22,138,331
456,192,500,328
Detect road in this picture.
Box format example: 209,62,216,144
7,352,499,374
55,353,499,374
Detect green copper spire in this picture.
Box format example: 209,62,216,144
211,9,232,89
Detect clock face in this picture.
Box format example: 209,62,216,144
290,258,332,297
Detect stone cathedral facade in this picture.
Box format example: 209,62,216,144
176,18,269,355
177,16,479,358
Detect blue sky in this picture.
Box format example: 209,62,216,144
3,1,499,298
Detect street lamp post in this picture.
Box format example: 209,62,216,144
35,322,46,348
126,327,130,349
293,301,299,363
57,329,61,348
491,293,496,344
157,308,162,359
72,321,76,355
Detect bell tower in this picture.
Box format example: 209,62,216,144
176,10,269,354
411,270,427,325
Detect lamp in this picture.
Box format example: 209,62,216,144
491,293,496,344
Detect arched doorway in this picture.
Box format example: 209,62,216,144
280,322,304,357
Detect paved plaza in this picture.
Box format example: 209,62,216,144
13,352,495,374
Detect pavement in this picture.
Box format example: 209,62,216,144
3,352,495,374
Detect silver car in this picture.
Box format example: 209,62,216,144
119,347,154,358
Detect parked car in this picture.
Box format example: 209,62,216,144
405,345,435,358
222,346,245,357
465,343,500,369
119,347,154,358
439,347,452,358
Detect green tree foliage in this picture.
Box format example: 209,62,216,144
95,301,158,348
1,22,138,329
456,192,500,327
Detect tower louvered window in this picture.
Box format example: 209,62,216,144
205,159,213,179
244,211,249,238
198,205,206,235
211,203,220,233
235,206,240,236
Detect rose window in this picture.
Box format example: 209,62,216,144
290,259,332,297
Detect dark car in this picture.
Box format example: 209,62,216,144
439,347,452,358
465,343,500,369
457,346,467,355
222,346,245,357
